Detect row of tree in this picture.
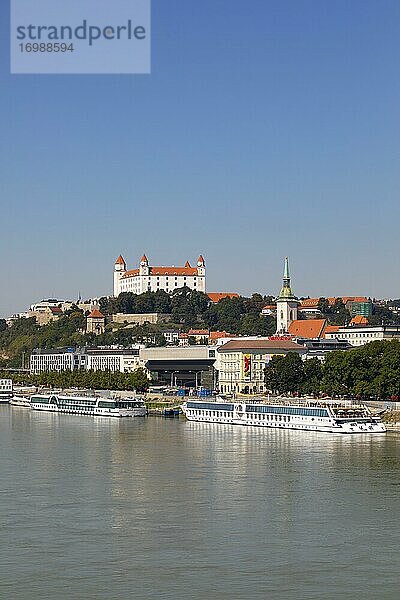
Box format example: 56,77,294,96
0,368,150,392
265,340,400,399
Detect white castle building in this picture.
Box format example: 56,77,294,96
113,254,206,297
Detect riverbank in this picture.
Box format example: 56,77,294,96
381,410,400,431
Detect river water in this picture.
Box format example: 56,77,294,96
1,406,399,600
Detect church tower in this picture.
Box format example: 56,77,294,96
114,255,126,297
276,257,299,334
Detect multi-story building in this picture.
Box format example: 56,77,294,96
300,296,372,316
349,301,372,318
325,325,400,347
85,348,144,373
113,254,206,296
216,339,306,395
30,347,145,374
30,348,87,374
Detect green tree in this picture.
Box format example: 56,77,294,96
265,353,305,394
301,358,323,396
317,297,330,314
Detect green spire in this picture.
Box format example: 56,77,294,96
283,256,290,281
278,257,296,300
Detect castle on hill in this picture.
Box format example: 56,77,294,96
113,254,206,297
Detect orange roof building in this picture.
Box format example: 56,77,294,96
87,309,105,319
288,319,327,339
349,315,369,326
324,325,340,336
300,297,369,309
208,292,240,303
113,254,206,297
86,309,105,335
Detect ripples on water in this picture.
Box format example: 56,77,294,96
0,406,399,599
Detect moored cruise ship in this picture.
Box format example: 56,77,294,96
181,400,386,434
30,394,147,418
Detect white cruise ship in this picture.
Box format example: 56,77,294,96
0,379,13,403
30,394,147,418
181,400,386,434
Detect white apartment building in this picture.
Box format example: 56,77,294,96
325,325,400,347
30,347,145,374
113,254,206,296
30,349,87,374
86,348,145,373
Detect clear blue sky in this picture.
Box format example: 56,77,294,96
1,0,399,317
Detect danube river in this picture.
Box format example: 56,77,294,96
1,406,400,600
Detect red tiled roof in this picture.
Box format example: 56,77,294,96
209,331,234,340
115,255,125,265
262,304,277,310
151,267,198,276
324,325,340,335
198,255,205,264
87,309,104,319
50,307,62,314
208,292,240,303
288,319,327,339
185,260,191,267
121,269,140,278
122,266,198,278
188,329,209,336
350,315,369,326
300,297,369,308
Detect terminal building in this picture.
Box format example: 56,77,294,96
140,346,217,389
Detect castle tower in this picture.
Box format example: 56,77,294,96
114,255,126,297
197,255,206,277
86,309,105,335
139,254,149,276
276,257,299,334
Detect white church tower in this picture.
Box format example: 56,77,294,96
114,255,126,297
276,257,299,334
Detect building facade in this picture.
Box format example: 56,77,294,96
216,339,306,395
30,347,145,374
112,313,171,326
85,348,144,373
140,346,216,388
86,310,105,335
113,254,206,297
30,348,87,374
325,325,400,347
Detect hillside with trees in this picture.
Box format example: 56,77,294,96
0,288,276,368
